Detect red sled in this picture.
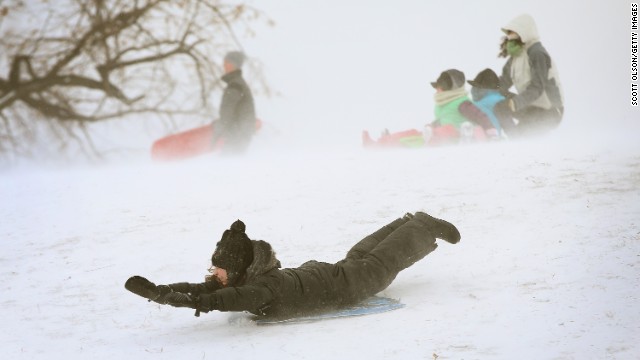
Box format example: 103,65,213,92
362,129,425,149
363,124,492,149
151,119,262,161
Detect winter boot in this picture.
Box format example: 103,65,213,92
414,212,461,244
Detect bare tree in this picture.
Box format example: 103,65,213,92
0,0,271,162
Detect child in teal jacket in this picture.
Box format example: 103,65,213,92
467,68,510,138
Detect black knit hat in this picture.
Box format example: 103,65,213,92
211,220,254,286
431,69,466,90
467,68,500,90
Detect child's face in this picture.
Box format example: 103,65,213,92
208,266,229,286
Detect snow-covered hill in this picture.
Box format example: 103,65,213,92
1,134,639,359
2,1,639,359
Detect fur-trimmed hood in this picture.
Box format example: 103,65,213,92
245,240,281,282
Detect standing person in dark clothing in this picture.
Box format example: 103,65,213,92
497,14,564,137
211,51,256,154
126,212,461,320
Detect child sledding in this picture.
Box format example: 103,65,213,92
363,69,507,149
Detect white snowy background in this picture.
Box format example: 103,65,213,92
1,1,639,359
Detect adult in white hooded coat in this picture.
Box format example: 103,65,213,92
497,14,564,137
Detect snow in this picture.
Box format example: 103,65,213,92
2,1,640,359
2,137,639,359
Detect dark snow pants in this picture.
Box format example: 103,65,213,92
513,106,563,137
332,215,438,305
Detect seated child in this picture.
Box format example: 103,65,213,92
427,69,498,145
467,68,513,138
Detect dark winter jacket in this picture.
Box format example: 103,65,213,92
213,69,256,152
171,240,382,319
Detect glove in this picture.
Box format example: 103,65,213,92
164,282,195,294
125,276,163,301
163,292,196,309
125,276,187,304
166,292,217,317
156,285,173,297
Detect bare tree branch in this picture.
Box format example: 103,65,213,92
0,0,272,163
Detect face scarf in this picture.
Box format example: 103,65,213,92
506,40,524,57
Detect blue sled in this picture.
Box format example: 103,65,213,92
255,296,405,325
